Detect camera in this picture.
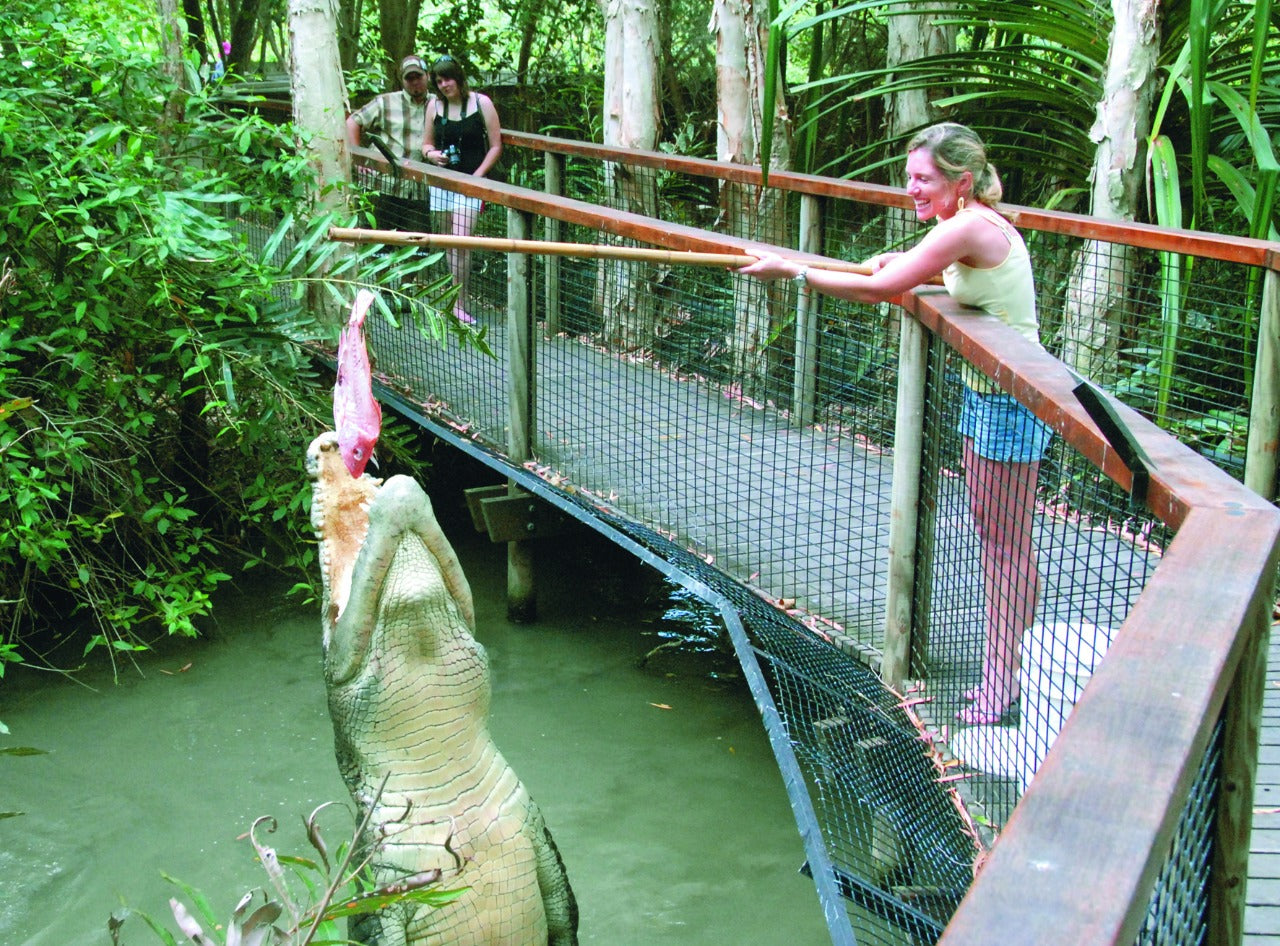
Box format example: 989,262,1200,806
444,145,461,167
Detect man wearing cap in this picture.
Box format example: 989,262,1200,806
346,55,431,231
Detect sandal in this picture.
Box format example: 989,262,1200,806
955,700,1018,727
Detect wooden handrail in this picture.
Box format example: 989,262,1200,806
502,130,1280,270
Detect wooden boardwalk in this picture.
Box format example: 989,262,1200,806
1247,627,1280,942
368,296,1280,942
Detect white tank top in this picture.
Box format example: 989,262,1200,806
941,205,1042,392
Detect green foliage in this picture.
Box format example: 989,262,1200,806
771,0,1280,233
0,1,448,677
111,792,467,946
420,0,501,72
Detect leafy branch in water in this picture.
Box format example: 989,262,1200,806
109,777,467,946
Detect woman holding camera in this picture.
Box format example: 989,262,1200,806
422,55,503,324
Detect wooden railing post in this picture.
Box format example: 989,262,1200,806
881,315,931,689
1246,269,1280,501
506,207,537,622
792,194,822,426
543,151,565,337
1208,589,1273,944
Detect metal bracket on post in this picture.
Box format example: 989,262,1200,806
463,486,569,543
1071,375,1153,507
366,133,401,180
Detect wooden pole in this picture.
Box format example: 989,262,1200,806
793,194,823,425
881,314,929,690
506,208,537,623
1208,591,1272,946
326,226,928,279
543,152,565,336
1246,269,1280,501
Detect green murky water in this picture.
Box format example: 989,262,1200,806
0,518,831,945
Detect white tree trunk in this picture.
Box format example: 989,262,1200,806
596,0,661,349
885,2,952,139
1061,0,1160,380
288,0,350,326
883,2,952,299
155,0,188,144
711,0,792,391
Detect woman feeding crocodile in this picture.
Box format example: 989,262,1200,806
737,122,1053,728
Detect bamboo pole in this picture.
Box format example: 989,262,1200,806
327,226,931,279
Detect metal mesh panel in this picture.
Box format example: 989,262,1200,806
1135,721,1223,946
530,222,896,651
603,508,977,946
916,336,1170,821
1024,231,1256,481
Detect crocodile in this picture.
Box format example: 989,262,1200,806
306,431,579,945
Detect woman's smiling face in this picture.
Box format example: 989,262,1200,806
435,74,460,100
905,148,967,222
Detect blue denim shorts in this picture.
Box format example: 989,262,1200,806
958,386,1053,463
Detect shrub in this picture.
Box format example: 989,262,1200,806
0,1,449,675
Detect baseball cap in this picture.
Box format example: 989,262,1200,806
400,55,427,79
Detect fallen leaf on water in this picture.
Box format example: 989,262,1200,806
649,702,672,710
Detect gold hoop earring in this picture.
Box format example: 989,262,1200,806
957,196,966,212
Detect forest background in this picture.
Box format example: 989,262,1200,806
0,0,1277,693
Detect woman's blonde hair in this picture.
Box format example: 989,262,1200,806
907,122,1003,206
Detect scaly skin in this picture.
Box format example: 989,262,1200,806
307,432,578,945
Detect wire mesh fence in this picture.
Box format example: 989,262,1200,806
328,151,1258,945
511,144,1268,491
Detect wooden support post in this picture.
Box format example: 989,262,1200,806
1246,269,1280,501
910,336,945,679
793,194,822,427
507,207,537,622
463,487,569,543
543,152,565,337
881,315,930,690
813,718,905,881
1208,591,1273,945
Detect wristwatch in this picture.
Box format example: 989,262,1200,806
792,267,809,286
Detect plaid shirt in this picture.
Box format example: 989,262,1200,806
351,90,428,198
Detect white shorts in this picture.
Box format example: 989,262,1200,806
429,186,483,219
